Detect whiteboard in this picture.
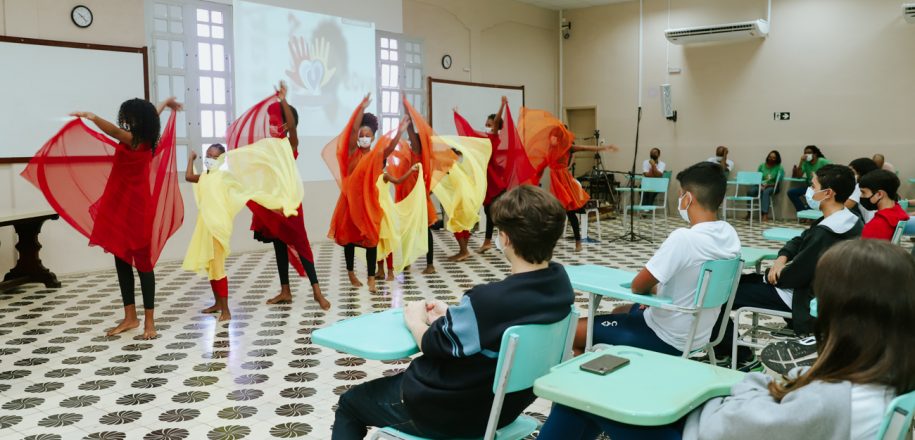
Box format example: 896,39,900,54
429,78,524,135
0,38,147,159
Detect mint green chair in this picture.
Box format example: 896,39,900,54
900,199,909,210
763,227,803,242
725,171,764,225
740,247,779,274
877,391,915,440
891,220,908,246
623,177,669,239
372,307,580,440
797,209,823,223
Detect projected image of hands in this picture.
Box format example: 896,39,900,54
285,36,337,97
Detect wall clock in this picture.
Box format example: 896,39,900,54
71,5,93,28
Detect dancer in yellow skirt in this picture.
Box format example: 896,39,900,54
182,136,304,321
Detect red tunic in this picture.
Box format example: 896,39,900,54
22,112,183,272
226,95,314,277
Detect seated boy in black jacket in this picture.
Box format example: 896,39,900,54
716,164,862,371
332,185,575,439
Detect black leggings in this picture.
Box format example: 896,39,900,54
114,257,155,309
344,244,378,277
484,203,495,240
272,241,319,286
426,228,434,265
567,211,582,241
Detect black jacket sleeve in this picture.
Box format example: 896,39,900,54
776,228,831,290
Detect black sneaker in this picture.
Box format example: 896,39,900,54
736,354,763,373
760,336,818,376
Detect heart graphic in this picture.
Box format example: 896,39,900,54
298,60,325,95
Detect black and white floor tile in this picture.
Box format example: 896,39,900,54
0,216,850,439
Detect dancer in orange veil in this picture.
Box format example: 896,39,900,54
520,108,617,251
22,97,184,339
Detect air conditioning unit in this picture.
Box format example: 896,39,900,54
904,3,915,23
665,19,769,44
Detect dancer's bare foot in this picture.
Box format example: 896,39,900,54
422,265,436,274
348,271,363,288
201,304,219,314
311,284,331,311
217,311,231,322
478,241,493,254
376,265,386,281
575,241,583,252
141,309,157,339
107,318,140,336
385,271,394,281
448,251,471,262
267,285,292,304
367,276,377,293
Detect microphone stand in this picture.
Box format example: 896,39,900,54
611,106,651,243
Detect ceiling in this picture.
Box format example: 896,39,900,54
512,0,633,11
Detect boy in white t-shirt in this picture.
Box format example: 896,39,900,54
572,161,741,355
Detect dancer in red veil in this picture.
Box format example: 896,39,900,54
226,82,330,310
453,96,536,254
22,97,184,339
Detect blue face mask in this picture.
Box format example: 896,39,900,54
805,187,827,210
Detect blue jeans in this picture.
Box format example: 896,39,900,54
592,306,681,356
787,186,808,212
747,186,775,214
333,373,442,439
538,403,685,440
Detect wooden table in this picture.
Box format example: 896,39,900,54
534,346,745,426
0,210,61,291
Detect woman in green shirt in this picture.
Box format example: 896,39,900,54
788,145,829,212
749,150,784,221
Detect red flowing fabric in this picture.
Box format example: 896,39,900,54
323,103,389,247
21,111,183,272
519,108,589,211
226,94,314,277
453,107,535,205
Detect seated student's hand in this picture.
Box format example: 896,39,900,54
425,300,448,324
767,263,785,285
404,301,428,326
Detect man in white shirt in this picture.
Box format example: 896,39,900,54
707,146,734,175
572,161,741,355
642,147,665,205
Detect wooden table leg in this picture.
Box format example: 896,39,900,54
2,216,61,289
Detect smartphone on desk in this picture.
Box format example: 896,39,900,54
579,354,630,375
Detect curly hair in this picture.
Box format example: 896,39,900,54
117,98,160,152
361,112,379,134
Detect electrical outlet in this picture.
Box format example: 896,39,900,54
773,112,790,121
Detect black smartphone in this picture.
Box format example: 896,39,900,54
579,354,630,375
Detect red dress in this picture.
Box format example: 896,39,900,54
453,107,535,206
225,96,314,276
22,112,183,272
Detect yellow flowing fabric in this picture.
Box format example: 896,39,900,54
432,136,492,233
376,165,429,274
183,137,304,279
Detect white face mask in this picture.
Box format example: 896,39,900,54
357,136,372,148
678,192,692,224
805,154,814,162
203,157,218,171
805,186,827,210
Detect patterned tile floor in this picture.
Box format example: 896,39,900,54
0,216,852,439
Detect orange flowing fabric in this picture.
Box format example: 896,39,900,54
453,107,535,205
519,108,590,211
323,104,389,247
21,111,183,272
226,94,314,275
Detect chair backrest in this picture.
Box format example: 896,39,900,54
693,258,743,309
892,220,908,245
877,391,915,440
683,258,744,356
640,177,669,193
484,307,579,440
492,307,579,394
662,170,672,180
735,171,764,187
900,199,910,210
